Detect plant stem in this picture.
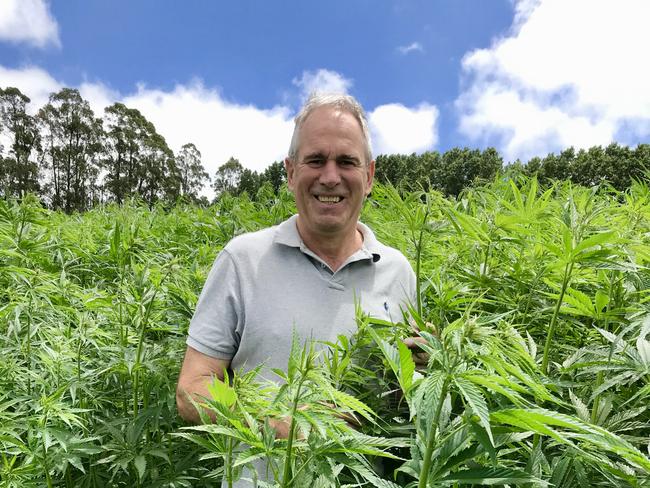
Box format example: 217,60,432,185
414,205,429,316
281,376,306,488
418,375,450,488
225,437,234,488
541,261,574,375
133,268,171,417
26,292,33,396
482,242,491,278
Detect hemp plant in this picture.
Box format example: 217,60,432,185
180,331,408,487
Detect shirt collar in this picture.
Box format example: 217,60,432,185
274,214,382,263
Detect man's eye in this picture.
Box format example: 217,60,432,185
305,160,323,167
340,159,357,167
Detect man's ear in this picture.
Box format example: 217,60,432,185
365,159,376,196
284,158,295,191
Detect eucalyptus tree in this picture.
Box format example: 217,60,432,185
212,157,244,198
0,87,41,198
259,161,286,194
103,102,180,206
38,88,103,212
138,131,179,206
103,102,149,203
175,142,208,200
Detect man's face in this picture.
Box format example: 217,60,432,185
285,106,375,241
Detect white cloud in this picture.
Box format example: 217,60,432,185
457,0,650,162
292,69,353,100
0,0,60,48
369,103,439,155
123,80,294,178
397,42,424,55
78,81,121,117
0,65,61,111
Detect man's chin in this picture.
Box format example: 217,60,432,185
309,218,350,237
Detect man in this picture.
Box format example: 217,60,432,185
176,93,416,475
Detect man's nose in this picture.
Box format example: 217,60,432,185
319,160,341,187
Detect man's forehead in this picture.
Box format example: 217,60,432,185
300,106,361,130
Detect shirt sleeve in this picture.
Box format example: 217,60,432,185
186,249,243,359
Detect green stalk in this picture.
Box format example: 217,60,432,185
281,376,306,488
541,261,574,375
16,203,26,247
26,292,33,396
40,413,53,488
225,437,234,488
414,226,424,316
416,204,429,316
132,293,156,417
591,272,616,424
118,271,126,346
133,268,171,417
481,242,491,278
418,375,450,488
42,441,53,488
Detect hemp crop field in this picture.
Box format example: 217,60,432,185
1,177,649,487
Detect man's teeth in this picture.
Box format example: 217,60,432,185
318,196,341,203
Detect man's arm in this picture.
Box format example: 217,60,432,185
176,346,298,437
176,345,231,424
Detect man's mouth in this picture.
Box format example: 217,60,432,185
316,195,342,203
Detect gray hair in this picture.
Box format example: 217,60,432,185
287,93,373,164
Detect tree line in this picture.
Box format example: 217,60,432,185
2,85,648,212
0,86,215,211
374,144,650,196
212,143,650,200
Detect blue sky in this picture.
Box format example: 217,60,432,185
1,0,649,191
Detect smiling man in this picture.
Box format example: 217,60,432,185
176,93,416,484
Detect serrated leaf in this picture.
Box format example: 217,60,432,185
206,373,237,408
455,376,493,446
134,455,146,480
595,289,609,313
397,340,415,393
439,466,547,485
569,390,591,422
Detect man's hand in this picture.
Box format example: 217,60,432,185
403,335,429,367
267,417,294,439
268,402,361,439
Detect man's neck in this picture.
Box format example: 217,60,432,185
296,219,363,272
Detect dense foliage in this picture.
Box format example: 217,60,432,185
1,176,649,486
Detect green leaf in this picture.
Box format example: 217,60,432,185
134,455,146,480
468,419,496,464
572,230,616,257
439,466,547,485
206,374,237,408
397,340,415,393
595,289,610,313
455,376,494,446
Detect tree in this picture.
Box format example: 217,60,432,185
259,161,286,193
212,157,244,197
38,88,103,212
138,132,178,206
435,147,503,196
237,168,260,196
0,87,41,198
103,103,148,203
103,102,180,206
176,143,208,199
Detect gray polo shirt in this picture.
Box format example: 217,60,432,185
188,214,415,379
